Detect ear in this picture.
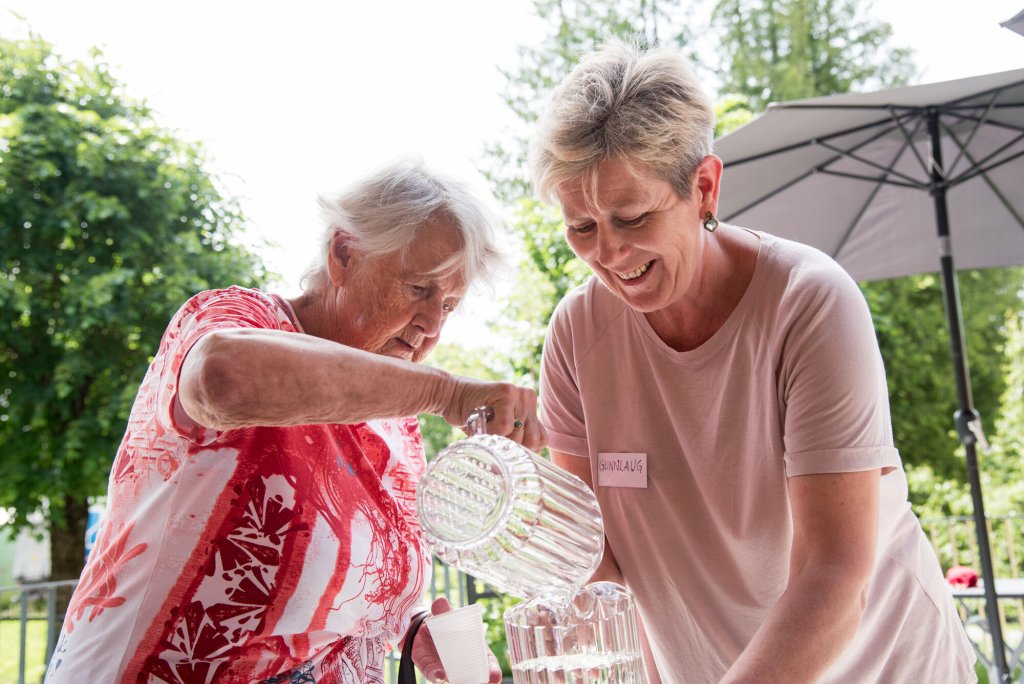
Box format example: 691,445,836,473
693,155,724,216
326,229,355,287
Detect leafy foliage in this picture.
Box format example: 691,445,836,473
482,0,701,386
865,270,1024,478
418,341,508,459
710,0,916,109
0,32,267,570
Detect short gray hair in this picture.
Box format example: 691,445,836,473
530,39,714,204
303,159,504,293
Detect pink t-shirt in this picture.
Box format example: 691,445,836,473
46,287,430,684
541,232,975,683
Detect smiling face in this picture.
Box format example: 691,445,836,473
329,216,467,363
557,157,718,315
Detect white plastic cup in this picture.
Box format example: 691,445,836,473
424,603,490,684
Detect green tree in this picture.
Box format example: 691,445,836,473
0,32,267,590
486,0,1021,488
483,0,698,383
866,270,1024,477
978,308,1024,514
418,341,507,459
710,0,915,109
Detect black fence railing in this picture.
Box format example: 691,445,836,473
0,561,505,684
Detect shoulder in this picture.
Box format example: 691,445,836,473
173,286,291,330
184,285,277,312
755,232,868,318
759,232,858,290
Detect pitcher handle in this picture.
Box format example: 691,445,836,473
466,406,495,436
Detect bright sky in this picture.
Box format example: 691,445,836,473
3,0,1022,343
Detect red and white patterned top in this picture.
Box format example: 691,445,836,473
46,287,431,684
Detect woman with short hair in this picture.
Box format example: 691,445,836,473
534,40,975,683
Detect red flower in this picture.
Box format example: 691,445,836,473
945,565,979,588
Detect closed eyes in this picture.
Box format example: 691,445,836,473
567,213,649,236
567,222,596,236
619,213,648,227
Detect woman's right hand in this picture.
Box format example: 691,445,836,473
412,598,503,684
441,376,547,452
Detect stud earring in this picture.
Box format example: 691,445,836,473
703,211,719,232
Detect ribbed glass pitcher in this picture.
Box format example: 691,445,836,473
416,407,604,599
504,582,647,683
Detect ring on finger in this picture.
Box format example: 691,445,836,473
512,419,525,431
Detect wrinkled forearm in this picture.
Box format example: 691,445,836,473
179,328,456,430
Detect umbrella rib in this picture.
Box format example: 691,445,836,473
721,169,816,221
942,123,1024,185
955,140,1024,183
940,110,1024,135
722,114,921,218
947,144,1024,233
814,139,927,188
943,101,1024,115
942,93,998,177
723,114,905,166
830,179,886,260
889,110,933,181
939,76,1024,108
831,128,920,259
770,76,1024,113
815,168,921,188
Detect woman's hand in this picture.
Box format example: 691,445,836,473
442,376,547,452
410,597,503,683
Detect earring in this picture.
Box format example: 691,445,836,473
703,211,719,233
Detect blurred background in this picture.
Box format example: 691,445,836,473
1,1,1022,681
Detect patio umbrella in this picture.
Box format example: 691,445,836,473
715,68,1024,681
1002,7,1024,37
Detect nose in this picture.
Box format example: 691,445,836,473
596,224,627,265
414,296,446,338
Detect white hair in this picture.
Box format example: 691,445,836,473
302,158,504,293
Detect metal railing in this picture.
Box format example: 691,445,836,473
0,578,75,684
922,514,1024,682
923,513,1024,627
0,562,499,684
5,517,1022,682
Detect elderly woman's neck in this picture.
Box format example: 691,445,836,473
287,290,339,342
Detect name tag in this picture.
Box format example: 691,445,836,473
597,453,648,488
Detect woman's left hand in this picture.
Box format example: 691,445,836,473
410,597,503,683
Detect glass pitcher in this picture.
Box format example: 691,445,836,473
416,407,604,599
504,581,647,683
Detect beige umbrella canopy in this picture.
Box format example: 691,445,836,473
717,69,1024,280
1002,7,1024,37
715,68,1024,681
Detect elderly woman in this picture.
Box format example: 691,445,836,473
533,41,975,683
46,160,539,684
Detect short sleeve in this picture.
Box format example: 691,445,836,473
154,287,288,445
540,297,590,458
779,264,901,477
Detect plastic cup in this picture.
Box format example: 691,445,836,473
424,603,490,684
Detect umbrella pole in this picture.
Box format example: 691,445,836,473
927,108,1010,681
